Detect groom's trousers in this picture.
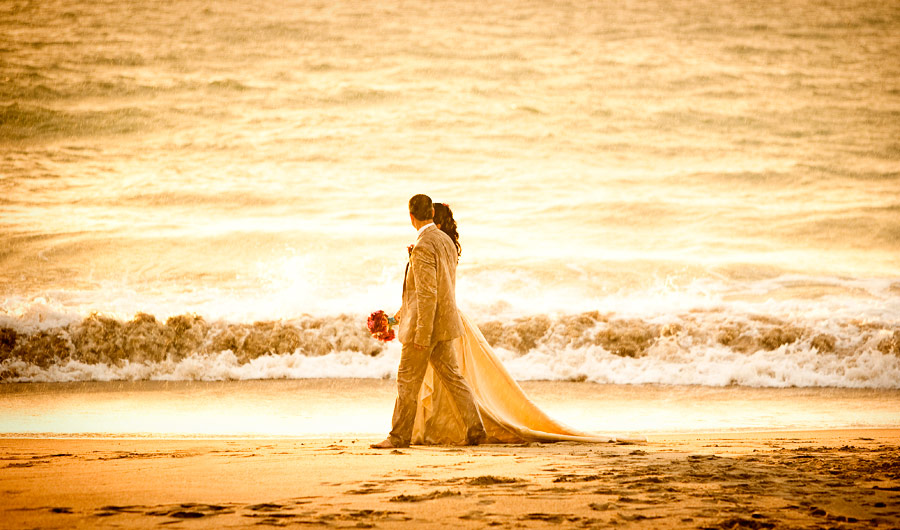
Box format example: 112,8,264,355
389,340,486,447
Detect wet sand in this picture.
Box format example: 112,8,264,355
2,429,898,529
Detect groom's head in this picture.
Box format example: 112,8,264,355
409,194,434,222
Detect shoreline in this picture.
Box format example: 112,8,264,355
3,428,898,529
4,380,898,437
0,427,898,439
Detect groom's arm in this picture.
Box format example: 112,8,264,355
410,244,437,347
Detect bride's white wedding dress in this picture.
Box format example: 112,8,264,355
411,312,645,444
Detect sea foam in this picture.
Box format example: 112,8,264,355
2,283,897,388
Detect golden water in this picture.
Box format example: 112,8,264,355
1,0,898,387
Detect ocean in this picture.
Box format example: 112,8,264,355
2,0,899,402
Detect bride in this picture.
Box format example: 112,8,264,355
398,202,641,445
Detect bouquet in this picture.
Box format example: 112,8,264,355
367,310,398,342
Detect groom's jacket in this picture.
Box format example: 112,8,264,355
399,225,463,346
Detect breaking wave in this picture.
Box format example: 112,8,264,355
2,309,898,388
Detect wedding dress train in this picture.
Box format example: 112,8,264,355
411,312,644,444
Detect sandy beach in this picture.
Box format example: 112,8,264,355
2,429,898,529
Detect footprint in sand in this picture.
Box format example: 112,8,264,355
345,485,389,495
389,490,460,502
520,513,575,523
145,503,232,519
466,475,520,486
93,505,145,517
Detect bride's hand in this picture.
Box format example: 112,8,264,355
393,310,401,323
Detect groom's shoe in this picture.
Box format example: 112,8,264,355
371,438,404,449
465,431,487,446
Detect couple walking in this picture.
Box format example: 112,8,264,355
373,194,642,448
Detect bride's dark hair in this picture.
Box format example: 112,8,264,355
433,202,461,257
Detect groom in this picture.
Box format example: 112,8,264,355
372,194,487,448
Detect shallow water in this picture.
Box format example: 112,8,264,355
1,0,898,387
1,380,898,437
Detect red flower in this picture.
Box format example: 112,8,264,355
367,310,395,342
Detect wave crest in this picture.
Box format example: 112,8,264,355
478,311,899,358
0,312,384,375
1,310,898,387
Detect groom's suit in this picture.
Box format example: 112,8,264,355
390,224,486,446
399,224,463,346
